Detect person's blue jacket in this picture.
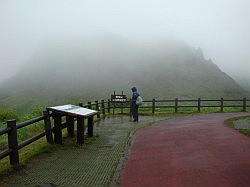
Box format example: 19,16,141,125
131,87,139,108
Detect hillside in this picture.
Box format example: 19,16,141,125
0,36,246,115
233,76,250,93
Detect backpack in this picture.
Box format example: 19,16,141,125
136,96,143,106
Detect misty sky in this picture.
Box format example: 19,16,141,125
1,0,250,82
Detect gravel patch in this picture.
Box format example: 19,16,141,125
234,117,250,130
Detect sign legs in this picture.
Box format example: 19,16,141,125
53,113,62,144
66,116,74,137
88,116,94,137
77,116,85,145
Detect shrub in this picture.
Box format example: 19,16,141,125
0,108,18,123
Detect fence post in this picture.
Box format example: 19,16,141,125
113,100,115,115
95,100,100,118
7,120,19,165
198,98,201,112
108,99,111,113
243,97,247,112
175,98,178,113
88,102,92,109
101,99,105,116
152,98,155,114
43,110,53,144
129,99,132,117
220,98,224,112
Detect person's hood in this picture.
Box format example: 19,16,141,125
131,87,137,92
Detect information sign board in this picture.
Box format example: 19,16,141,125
111,95,127,102
47,104,97,117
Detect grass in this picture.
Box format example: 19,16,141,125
115,105,249,116
224,116,250,137
0,121,45,150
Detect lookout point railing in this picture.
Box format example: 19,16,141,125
0,97,249,166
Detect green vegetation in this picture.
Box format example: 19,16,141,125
0,106,45,149
0,37,247,117
0,108,18,122
0,106,47,175
225,116,250,136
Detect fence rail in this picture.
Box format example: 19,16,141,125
0,127,11,136
109,98,249,113
17,116,46,130
0,97,249,167
0,116,49,165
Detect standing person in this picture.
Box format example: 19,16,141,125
131,87,139,122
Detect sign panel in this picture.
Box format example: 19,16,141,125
47,104,97,117
111,94,127,102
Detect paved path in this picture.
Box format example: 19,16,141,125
2,115,167,187
121,113,250,187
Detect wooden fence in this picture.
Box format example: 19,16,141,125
0,97,249,166
0,101,109,166
110,98,250,113
141,97,249,113
0,113,51,166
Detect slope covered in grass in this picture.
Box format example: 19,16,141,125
0,36,246,115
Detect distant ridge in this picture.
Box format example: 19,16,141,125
0,36,246,114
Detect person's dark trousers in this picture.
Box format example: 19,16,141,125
132,105,139,122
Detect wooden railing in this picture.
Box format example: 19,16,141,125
0,101,109,166
0,97,249,166
0,112,52,166
109,98,250,113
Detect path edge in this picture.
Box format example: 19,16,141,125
109,118,170,187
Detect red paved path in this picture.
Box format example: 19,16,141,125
121,113,250,187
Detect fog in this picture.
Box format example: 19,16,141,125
1,0,250,84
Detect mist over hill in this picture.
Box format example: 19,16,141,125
0,36,247,114
231,75,250,93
